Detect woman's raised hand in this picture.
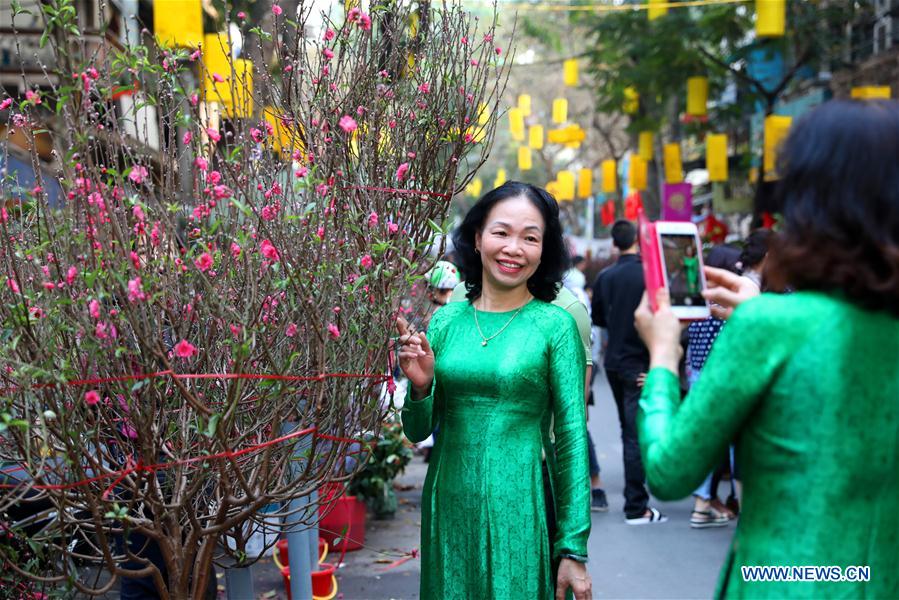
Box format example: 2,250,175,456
395,316,435,397
702,266,761,320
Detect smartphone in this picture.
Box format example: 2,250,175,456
655,221,710,320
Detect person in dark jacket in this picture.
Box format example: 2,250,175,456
591,220,666,524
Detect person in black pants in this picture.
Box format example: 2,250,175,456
591,220,667,525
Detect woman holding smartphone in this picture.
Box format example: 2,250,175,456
634,100,899,598
396,182,592,600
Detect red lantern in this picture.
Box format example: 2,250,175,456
624,191,643,221
601,200,616,226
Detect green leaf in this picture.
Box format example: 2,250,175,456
205,414,221,437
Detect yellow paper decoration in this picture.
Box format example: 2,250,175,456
664,143,683,184
466,178,483,198
518,146,533,171
563,59,578,87
552,98,568,124
638,131,654,161
557,171,576,201
494,168,507,188
706,133,728,182
851,86,892,99
478,103,490,125
518,94,532,117
226,58,254,119
264,107,304,157
648,0,668,20
687,77,708,117
623,87,640,115
529,125,544,150
546,181,561,199
601,160,617,194
756,0,785,38
547,124,586,145
154,0,203,48
202,34,255,119
577,168,593,199
509,108,525,142
764,115,792,179
629,155,647,191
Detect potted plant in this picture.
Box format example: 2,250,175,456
348,421,414,519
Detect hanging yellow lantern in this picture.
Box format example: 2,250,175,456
518,146,533,171
547,128,567,144
546,181,561,199
466,178,483,198
756,0,785,38
601,159,617,194
764,115,792,179
202,33,232,105
154,0,203,48
225,58,254,119
552,98,568,124
557,171,576,201
664,143,683,184
563,59,578,87
648,0,668,21
578,168,593,199
851,86,892,99
706,134,728,182
509,108,525,142
494,168,507,188
528,125,544,150
629,155,647,191
264,107,304,157
623,87,640,115
518,94,532,117
638,131,654,161
687,77,708,117
478,103,491,125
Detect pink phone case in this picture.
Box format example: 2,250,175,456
637,208,664,312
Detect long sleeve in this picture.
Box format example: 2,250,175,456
548,316,590,559
637,297,795,500
401,309,447,443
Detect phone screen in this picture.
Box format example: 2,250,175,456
659,233,705,307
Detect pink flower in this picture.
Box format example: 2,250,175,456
295,166,308,178
260,239,280,261
195,252,213,271
212,72,225,83
327,323,341,339
183,131,193,145
230,242,242,258
237,11,246,19
360,255,374,269
189,49,202,61
272,3,282,15
323,48,334,60
495,47,502,55
129,165,149,185
460,36,469,45
230,324,242,337
285,323,298,337
25,90,41,104
190,94,199,106
207,170,222,185
0,98,12,111
347,7,361,22
324,28,335,41
388,222,399,235
316,226,325,238
130,251,141,270
368,212,379,227
132,205,145,221
418,83,430,94
127,277,147,303
250,127,264,143
174,339,197,358
66,266,78,285
396,162,410,182
338,115,358,133
84,390,100,406
358,13,372,31
206,127,221,142
194,156,208,171
89,299,101,319
6,278,20,294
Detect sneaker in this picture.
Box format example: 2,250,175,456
625,507,668,525
591,489,609,512
690,508,730,529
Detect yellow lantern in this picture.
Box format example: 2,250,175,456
664,143,683,184
547,128,567,144
202,33,232,104
687,77,708,117
529,125,545,150
851,86,892,99
509,108,525,142
478,103,490,125
518,94,532,117
706,134,728,182
546,181,561,199
466,178,483,198
629,155,647,191
638,131,654,161
264,107,304,156
552,98,568,124
756,0,785,38
226,58,254,119
563,59,578,87
601,159,617,194
648,0,668,21
577,168,593,199
154,0,203,48
557,170,576,201
764,115,792,179
623,87,640,115
494,168,507,188
518,146,533,171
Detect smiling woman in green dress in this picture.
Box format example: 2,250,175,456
396,182,592,600
635,100,899,599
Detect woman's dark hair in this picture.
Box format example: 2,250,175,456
452,181,568,302
705,244,741,274
767,99,899,316
737,229,772,272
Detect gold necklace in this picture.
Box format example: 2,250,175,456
472,300,528,346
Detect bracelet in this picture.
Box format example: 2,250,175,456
558,552,588,563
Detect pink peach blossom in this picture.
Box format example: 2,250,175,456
194,157,208,171
338,115,358,133
66,266,78,285
285,323,298,337
327,323,340,339
396,162,410,182
0,98,12,111
6,278,19,294
206,128,221,142
127,277,147,303
260,239,280,261
324,28,335,41
272,4,282,15
360,255,374,269
212,72,225,83
195,252,213,271
368,212,379,227
84,390,100,406
129,165,149,185
174,339,197,358
89,299,101,319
